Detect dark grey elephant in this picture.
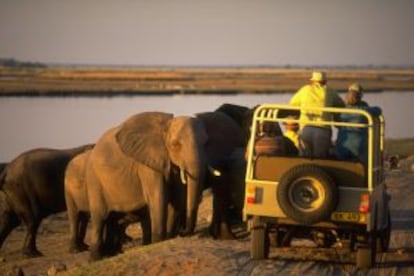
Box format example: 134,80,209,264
196,111,247,239
85,112,208,261
64,150,151,255
199,104,298,239
0,144,93,257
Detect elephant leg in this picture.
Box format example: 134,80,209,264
167,203,181,239
210,178,234,240
66,193,89,253
22,217,42,257
78,212,89,249
138,207,152,245
89,211,106,261
68,209,80,253
0,211,20,249
148,199,167,243
68,210,88,253
102,213,123,257
167,176,186,239
209,188,221,238
139,166,167,243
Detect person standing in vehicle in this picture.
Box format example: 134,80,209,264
335,83,382,164
290,71,345,158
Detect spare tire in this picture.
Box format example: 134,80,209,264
277,164,338,225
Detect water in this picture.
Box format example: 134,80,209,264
0,91,411,162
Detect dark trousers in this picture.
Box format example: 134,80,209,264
299,126,332,158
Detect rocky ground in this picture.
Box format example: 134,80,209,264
1,158,414,276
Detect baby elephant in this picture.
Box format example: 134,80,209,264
64,150,151,255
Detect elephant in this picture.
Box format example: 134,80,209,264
0,144,93,257
198,104,298,239
64,150,151,255
85,112,208,261
195,111,247,239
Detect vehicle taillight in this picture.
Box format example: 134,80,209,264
246,187,256,204
359,193,370,213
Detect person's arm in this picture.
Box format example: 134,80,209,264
290,86,305,106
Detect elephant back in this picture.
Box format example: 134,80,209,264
65,150,91,190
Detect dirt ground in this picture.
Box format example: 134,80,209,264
1,159,414,276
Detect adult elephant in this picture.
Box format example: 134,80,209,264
0,144,93,257
64,150,151,255
86,112,207,261
196,111,247,239
199,105,298,239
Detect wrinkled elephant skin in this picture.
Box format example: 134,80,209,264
86,112,207,261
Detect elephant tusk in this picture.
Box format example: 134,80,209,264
208,166,221,177
180,168,187,185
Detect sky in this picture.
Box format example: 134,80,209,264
1,0,414,67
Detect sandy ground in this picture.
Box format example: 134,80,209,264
1,160,414,276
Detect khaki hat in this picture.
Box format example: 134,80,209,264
348,82,363,93
310,71,326,82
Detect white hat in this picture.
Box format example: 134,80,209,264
310,71,326,82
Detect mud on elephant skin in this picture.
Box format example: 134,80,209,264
85,112,208,261
64,150,151,255
0,144,94,257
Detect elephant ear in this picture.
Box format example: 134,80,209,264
116,112,173,173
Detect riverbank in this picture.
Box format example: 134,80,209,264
1,138,413,275
1,66,414,96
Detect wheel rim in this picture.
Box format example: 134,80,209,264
288,176,325,212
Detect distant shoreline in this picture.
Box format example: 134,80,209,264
1,66,414,96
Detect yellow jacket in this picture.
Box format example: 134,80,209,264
284,130,299,148
290,83,344,127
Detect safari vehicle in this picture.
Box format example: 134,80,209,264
243,104,391,269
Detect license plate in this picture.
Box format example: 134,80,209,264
331,212,360,222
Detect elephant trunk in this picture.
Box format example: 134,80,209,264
180,154,207,236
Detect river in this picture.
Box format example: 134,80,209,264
0,91,412,162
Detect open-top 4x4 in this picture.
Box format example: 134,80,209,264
243,104,391,269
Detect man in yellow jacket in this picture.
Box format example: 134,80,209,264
290,71,345,158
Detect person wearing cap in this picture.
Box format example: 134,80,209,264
289,71,345,158
345,83,368,106
335,83,382,164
